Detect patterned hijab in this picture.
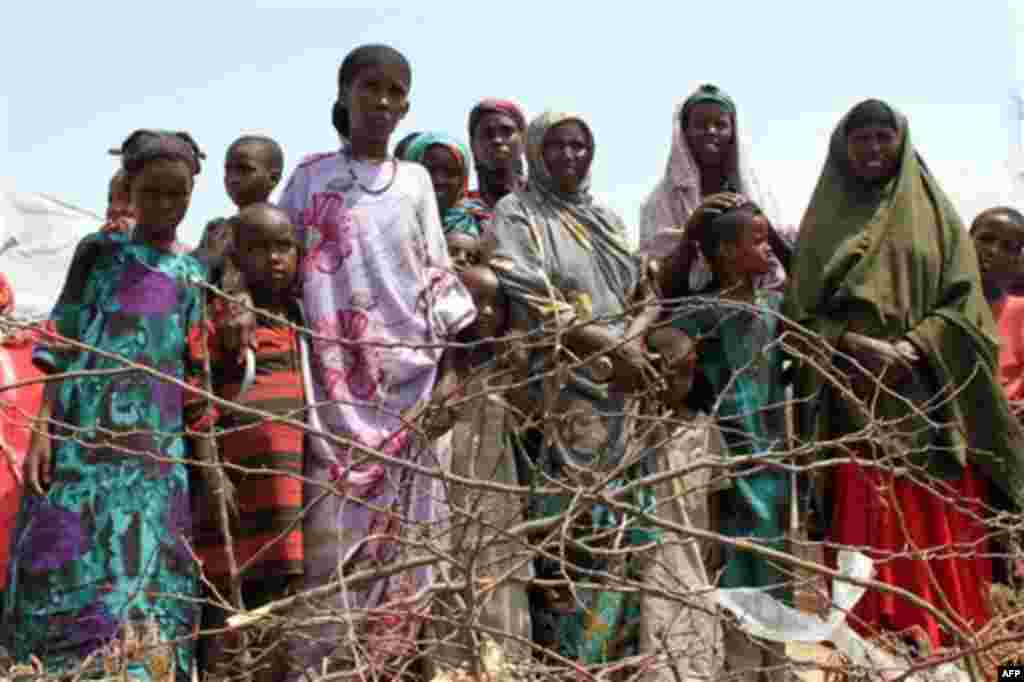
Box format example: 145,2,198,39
402,132,486,237
491,110,637,319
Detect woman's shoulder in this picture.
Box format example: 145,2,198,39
295,150,342,172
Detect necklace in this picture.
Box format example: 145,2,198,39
337,144,398,196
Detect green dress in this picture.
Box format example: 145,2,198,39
3,231,205,681
672,290,792,603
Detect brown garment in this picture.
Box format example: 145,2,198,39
427,378,532,672
638,412,725,681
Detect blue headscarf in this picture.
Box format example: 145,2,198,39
402,132,486,237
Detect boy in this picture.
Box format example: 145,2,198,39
196,135,285,292
428,263,534,668
638,325,726,682
971,206,1024,585
972,207,1024,405
667,202,792,682
193,203,304,682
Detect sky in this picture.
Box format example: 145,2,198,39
3,2,1024,246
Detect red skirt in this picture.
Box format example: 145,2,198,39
826,459,992,650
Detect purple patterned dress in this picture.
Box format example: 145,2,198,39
277,145,475,674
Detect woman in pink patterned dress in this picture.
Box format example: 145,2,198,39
276,44,475,679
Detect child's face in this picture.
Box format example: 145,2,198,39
447,232,480,271
730,214,774,278
107,172,131,214
421,144,463,215
462,268,505,341
651,331,696,410
236,211,299,296
225,143,277,208
973,214,1024,287
129,159,193,234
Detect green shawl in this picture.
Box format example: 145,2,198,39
783,102,1024,507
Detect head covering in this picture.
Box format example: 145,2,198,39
332,44,411,139
402,132,486,237
679,83,736,129
467,98,527,140
783,100,1024,507
496,110,634,307
393,131,423,159
111,129,205,176
487,111,638,468
844,98,899,136
638,85,785,286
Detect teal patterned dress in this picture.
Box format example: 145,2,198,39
671,290,793,603
3,232,206,680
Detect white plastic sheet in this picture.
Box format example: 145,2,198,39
0,180,102,320
714,550,970,682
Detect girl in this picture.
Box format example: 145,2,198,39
4,130,210,681
274,44,475,678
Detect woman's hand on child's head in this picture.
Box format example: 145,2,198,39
688,192,745,229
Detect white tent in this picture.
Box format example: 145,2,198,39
0,180,103,319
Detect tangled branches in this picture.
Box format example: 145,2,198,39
1,286,1023,682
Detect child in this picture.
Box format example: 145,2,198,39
193,203,305,681
5,129,209,681
972,207,1024,405
666,201,792,682
432,263,532,668
971,206,1024,585
100,169,136,235
641,326,724,682
197,135,285,293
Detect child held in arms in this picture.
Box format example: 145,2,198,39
196,135,285,293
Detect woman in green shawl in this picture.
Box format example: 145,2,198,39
784,99,1024,650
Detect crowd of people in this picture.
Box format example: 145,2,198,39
1,41,1023,681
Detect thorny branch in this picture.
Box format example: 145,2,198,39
0,285,1022,682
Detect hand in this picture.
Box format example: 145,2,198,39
687,193,746,228
218,293,256,361
840,333,919,389
610,339,658,393
24,426,52,496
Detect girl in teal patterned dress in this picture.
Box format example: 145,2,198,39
3,131,211,681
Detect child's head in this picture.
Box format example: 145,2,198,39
332,44,411,144
107,169,132,218
447,230,481,271
970,206,1024,289
691,202,773,284
404,134,472,215
460,264,507,341
116,129,204,238
647,326,697,410
233,203,300,300
225,135,284,208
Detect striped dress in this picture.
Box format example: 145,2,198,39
194,304,305,584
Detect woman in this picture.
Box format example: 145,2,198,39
467,99,528,220
640,84,786,293
401,131,488,243
489,110,716,677
784,99,1024,651
276,45,475,678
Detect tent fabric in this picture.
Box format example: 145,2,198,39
0,180,103,320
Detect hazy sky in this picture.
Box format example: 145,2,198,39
3,2,1023,245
